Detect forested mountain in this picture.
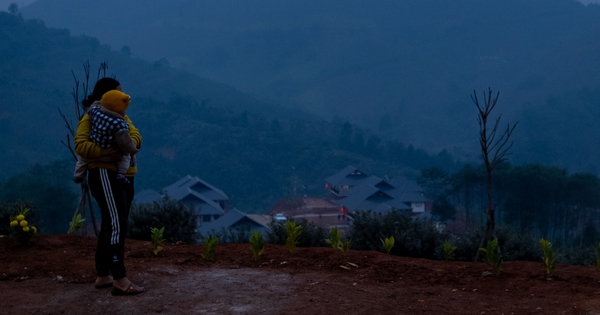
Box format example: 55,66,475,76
0,11,287,178
3,7,600,246
0,11,457,214
19,0,600,174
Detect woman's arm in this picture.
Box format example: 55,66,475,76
74,114,103,159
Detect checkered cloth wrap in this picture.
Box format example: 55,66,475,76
89,106,130,149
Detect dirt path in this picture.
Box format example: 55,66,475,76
2,235,600,315
2,268,307,314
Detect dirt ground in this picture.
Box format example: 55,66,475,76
2,235,600,315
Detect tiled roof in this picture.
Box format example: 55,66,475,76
132,189,162,205
163,175,228,201
341,187,412,212
387,177,429,203
178,189,225,215
198,208,272,237
389,177,423,192
324,165,369,187
327,166,429,213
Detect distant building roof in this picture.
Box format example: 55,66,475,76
198,208,272,238
387,177,429,203
177,188,225,215
164,175,228,201
389,177,423,193
326,166,430,214
324,165,369,187
341,187,412,212
246,214,272,228
132,189,162,205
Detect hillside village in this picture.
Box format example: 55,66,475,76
134,166,432,241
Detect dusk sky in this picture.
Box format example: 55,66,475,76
2,0,600,11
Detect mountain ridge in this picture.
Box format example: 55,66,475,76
19,0,600,171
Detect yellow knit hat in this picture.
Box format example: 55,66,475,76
101,90,131,116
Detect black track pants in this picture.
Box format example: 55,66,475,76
88,168,134,280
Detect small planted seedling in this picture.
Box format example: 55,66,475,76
150,227,165,255
339,239,351,255
325,227,342,250
201,235,219,262
68,213,86,234
596,242,600,281
381,236,395,255
249,231,265,261
479,238,502,277
540,238,555,279
443,239,457,262
285,221,303,254
442,239,457,271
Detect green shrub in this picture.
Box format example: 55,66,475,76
451,229,484,261
381,236,395,254
1,160,76,234
128,197,198,244
479,238,502,276
268,219,327,247
442,239,457,262
285,221,303,254
348,210,444,259
340,239,351,254
249,231,265,261
495,225,539,262
449,226,539,263
325,227,352,254
296,220,328,247
204,224,252,243
150,227,165,255
556,246,595,265
325,227,352,255
202,235,219,262
325,227,342,250
540,238,555,278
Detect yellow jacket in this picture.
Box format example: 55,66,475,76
74,113,142,176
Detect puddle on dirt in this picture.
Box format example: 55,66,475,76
1,268,305,315
134,267,303,314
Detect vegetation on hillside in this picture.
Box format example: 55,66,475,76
420,163,600,252
2,7,600,266
131,94,458,211
21,0,600,174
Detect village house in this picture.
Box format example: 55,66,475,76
133,175,271,242
270,166,432,232
325,165,431,216
197,208,271,242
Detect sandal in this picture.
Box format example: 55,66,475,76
94,282,113,289
94,276,114,289
111,283,145,296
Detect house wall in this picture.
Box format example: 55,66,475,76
197,214,223,227
231,220,271,237
411,202,425,213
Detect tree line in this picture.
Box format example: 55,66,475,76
420,163,600,249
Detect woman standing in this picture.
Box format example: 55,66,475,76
74,78,145,295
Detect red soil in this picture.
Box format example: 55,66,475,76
1,234,600,314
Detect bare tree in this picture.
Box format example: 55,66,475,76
472,88,517,261
60,61,109,236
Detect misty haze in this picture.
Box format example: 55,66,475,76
2,2,600,303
